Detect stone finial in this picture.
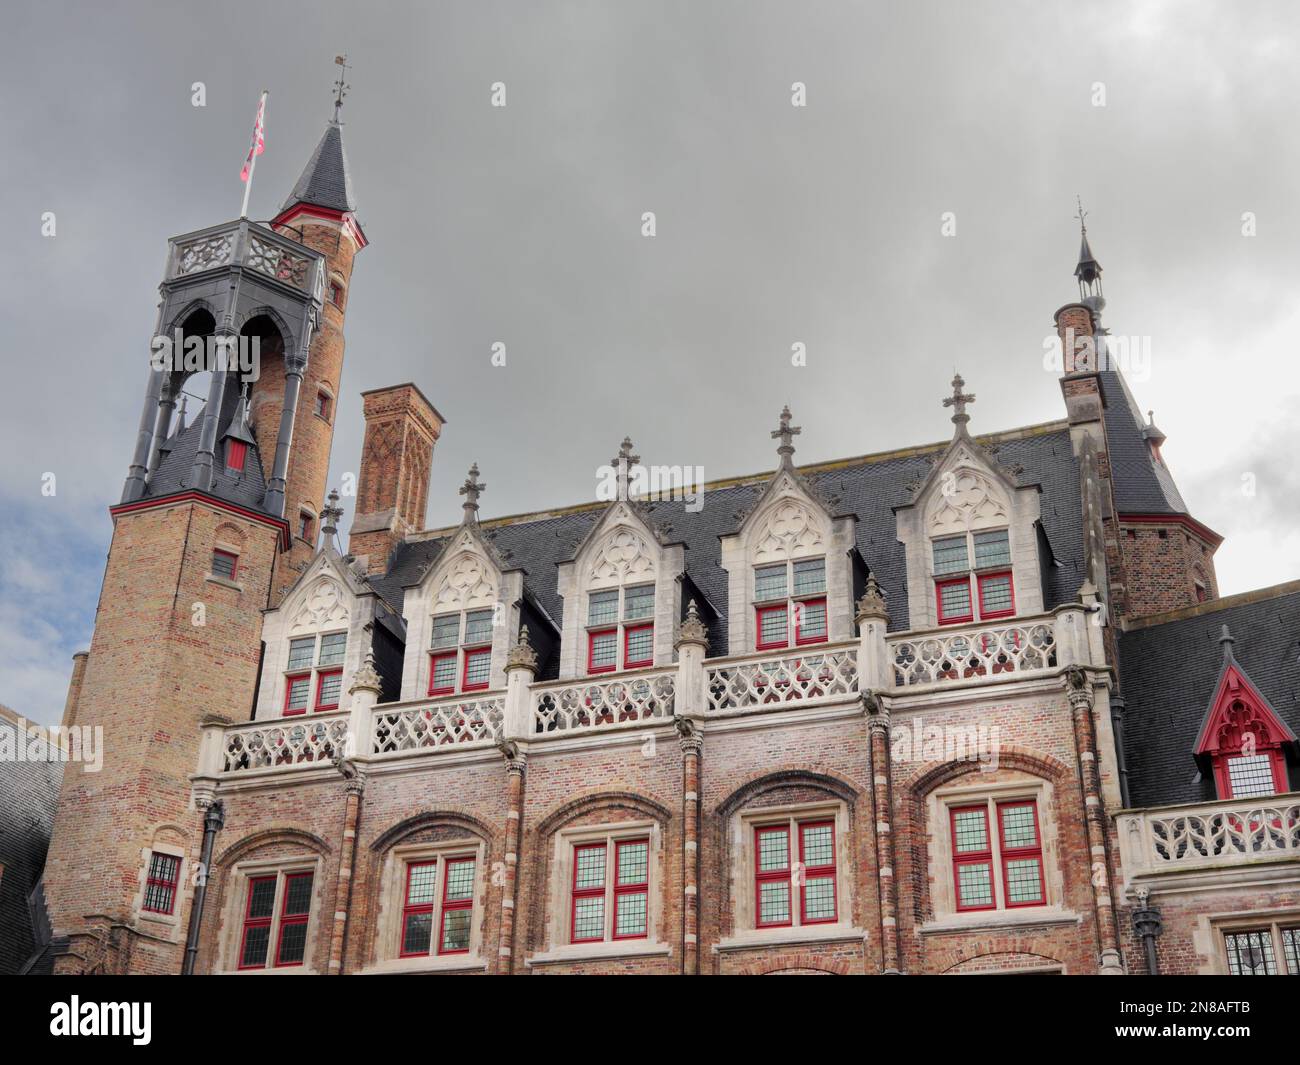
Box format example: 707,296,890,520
460,463,486,521
348,648,383,696
771,406,801,470
320,488,344,541
506,624,539,673
855,573,889,622
611,437,640,501
943,373,975,433
674,599,709,650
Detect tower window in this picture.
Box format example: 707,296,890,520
314,391,331,422
226,440,248,473
211,549,238,580
142,851,181,915
328,281,344,307
298,511,315,543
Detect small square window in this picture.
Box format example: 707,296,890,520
977,573,1014,618
328,281,343,307
624,624,653,667
932,535,969,576
754,564,787,602
315,670,343,710
624,585,655,621
588,590,619,627
794,599,827,644
284,673,310,716
1225,930,1278,976
317,632,347,666
429,652,457,695
756,604,789,649
287,637,315,671
314,391,331,421
298,513,315,543
973,530,1011,570
937,578,973,624
1227,754,1276,799
211,549,238,580
463,609,494,647
589,630,617,673
430,614,460,650
792,558,826,596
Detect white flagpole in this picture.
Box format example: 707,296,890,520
240,90,268,219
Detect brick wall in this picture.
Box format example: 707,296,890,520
1119,521,1219,618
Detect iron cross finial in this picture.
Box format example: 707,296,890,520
460,462,486,519
771,406,801,468
320,487,345,538
943,373,975,430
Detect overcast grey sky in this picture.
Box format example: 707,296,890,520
3,0,1299,723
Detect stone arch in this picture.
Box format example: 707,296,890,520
213,521,247,549
584,524,658,588
234,302,294,341
716,766,860,819
923,458,1012,538
368,810,498,855
901,745,1070,800
748,492,828,564
163,297,218,336
737,953,851,976
534,790,672,840
942,948,1063,975
214,826,331,869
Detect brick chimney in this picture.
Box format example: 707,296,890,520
349,383,444,574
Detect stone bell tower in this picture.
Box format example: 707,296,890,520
44,94,363,974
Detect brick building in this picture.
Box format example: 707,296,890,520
37,108,1300,977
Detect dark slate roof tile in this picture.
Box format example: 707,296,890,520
280,123,356,214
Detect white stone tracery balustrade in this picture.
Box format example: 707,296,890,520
222,712,350,774
1119,795,1300,879
705,644,859,712
373,695,505,753
888,621,1056,687
533,669,676,733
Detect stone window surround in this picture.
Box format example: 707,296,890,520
282,628,348,715
365,837,489,974
556,507,684,680
1208,909,1300,976
723,799,857,949
539,818,667,962
584,582,657,672
297,505,318,545
129,840,187,940
206,538,244,592
931,527,1016,626
214,854,324,975
752,556,829,650
923,777,1064,927
399,541,522,701
313,381,335,423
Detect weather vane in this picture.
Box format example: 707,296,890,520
1074,194,1088,234
332,54,351,121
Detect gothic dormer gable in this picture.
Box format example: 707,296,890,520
575,501,663,589
917,438,1015,538
415,526,503,612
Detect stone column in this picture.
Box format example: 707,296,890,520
263,347,309,517
673,601,708,974
190,334,236,492
122,359,166,502
497,627,538,973
1066,666,1125,974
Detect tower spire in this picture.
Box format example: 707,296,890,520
1073,196,1105,316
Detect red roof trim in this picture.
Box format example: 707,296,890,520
271,203,368,249
1194,662,1296,755
111,490,291,550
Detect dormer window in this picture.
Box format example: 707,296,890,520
933,530,1014,626
283,631,346,715
226,440,247,473
753,558,827,651
587,584,655,673
429,608,494,695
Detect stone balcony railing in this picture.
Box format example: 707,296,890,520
1117,794,1300,887
166,219,325,301
194,601,1101,784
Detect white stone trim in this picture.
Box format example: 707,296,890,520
214,855,325,975
371,837,489,966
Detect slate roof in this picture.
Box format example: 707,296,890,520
0,710,63,976
1119,583,1300,808
370,422,1086,665
280,122,356,214
1099,369,1188,515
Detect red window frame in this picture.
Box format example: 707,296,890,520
399,860,436,958
428,651,457,696
298,512,314,542
314,668,343,711
755,604,789,651
754,825,793,928
226,440,247,472
936,576,974,625
587,629,617,674
272,871,313,968
571,842,608,943
793,597,828,646
1216,749,1288,800
283,672,311,716
797,820,837,925
212,548,238,580
977,571,1016,620
461,648,491,692
328,281,343,307
950,805,996,912
438,857,475,955
315,390,331,420
612,838,650,941
237,875,277,970
142,851,181,915
623,624,654,669
996,800,1046,909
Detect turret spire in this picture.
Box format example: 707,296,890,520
1073,196,1104,316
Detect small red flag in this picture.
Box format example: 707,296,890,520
240,94,266,182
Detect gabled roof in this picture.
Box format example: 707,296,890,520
143,398,271,515
280,122,356,215
1099,370,1189,515
371,420,1086,650
1192,628,1296,755
1119,582,1300,807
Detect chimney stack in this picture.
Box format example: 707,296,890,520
348,384,443,574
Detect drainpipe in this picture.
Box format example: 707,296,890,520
181,799,225,975
1131,887,1163,975
1109,694,1132,808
